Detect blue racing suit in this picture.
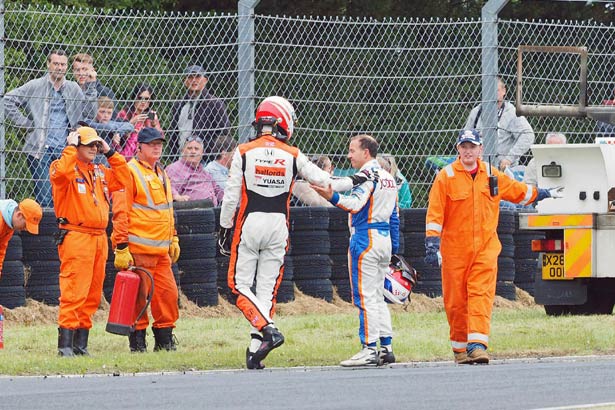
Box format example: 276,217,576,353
330,159,400,346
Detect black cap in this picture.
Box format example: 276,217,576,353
138,127,165,143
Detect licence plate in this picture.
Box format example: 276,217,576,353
542,253,567,280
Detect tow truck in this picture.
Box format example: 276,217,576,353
518,140,615,315
515,45,615,315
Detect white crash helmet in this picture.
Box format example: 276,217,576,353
253,96,296,141
384,255,419,305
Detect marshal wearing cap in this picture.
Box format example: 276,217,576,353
18,198,42,235
77,126,103,146
456,129,482,146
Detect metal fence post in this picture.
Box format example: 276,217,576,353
0,0,5,198
481,0,508,167
237,0,259,143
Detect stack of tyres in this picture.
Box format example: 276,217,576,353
328,207,351,302
175,208,218,307
23,210,61,305
289,207,332,302
400,208,443,297
0,234,26,308
496,209,517,301
513,210,544,296
213,207,234,303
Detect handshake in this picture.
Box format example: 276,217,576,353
349,168,379,186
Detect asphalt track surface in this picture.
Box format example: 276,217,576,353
2,356,615,410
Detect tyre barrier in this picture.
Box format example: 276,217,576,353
328,207,351,302
399,209,442,297
0,235,26,308
176,208,218,307
513,212,544,296
6,207,528,310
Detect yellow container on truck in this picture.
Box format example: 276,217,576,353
519,143,615,315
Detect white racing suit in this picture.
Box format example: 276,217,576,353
219,134,355,333
330,159,400,346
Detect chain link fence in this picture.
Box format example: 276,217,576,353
2,4,615,208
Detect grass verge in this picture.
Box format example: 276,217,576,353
1,291,615,376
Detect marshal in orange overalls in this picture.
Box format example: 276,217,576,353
426,158,538,353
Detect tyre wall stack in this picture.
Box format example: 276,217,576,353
328,207,351,302
400,208,443,297
22,210,61,306
496,209,517,301
7,207,525,309
0,234,26,308
175,208,218,307
289,207,332,302
513,211,544,296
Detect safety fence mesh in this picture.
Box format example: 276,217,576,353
2,5,615,207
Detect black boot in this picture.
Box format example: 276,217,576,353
152,327,177,351
58,327,75,357
252,325,284,364
73,328,90,356
128,329,147,353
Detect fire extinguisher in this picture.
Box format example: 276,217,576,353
106,266,154,336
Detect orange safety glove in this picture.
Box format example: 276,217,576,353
114,244,134,270
169,236,181,263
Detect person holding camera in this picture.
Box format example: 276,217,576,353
116,83,164,160
50,125,130,357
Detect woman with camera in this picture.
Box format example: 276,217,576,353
115,83,164,160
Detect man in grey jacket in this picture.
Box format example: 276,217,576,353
464,77,535,171
4,49,97,208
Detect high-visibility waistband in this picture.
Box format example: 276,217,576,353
59,223,106,235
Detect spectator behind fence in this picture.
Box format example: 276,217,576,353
204,134,238,192
169,65,230,159
523,132,567,187
464,76,535,170
166,136,223,205
594,88,615,138
116,83,164,161
85,97,134,147
71,53,116,115
4,49,97,208
292,155,335,207
377,153,412,208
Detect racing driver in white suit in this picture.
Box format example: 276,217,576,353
217,96,377,369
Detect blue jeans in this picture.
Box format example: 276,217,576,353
27,146,64,208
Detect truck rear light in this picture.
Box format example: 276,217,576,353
531,239,563,252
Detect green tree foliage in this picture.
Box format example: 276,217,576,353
14,0,615,21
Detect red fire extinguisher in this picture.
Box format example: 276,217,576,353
106,266,154,336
